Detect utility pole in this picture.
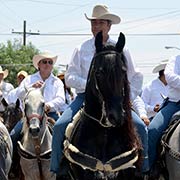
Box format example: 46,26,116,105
23,20,26,46
12,20,40,46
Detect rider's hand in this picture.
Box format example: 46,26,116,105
140,115,150,126
32,81,44,88
45,104,51,113
154,104,160,112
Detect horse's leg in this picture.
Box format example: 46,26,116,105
0,161,8,180
9,148,21,179
0,169,8,180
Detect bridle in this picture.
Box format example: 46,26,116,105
26,113,43,123
84,50,125,128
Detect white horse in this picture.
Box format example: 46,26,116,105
0,117,13,180
160,111,180,180
18,87,55,180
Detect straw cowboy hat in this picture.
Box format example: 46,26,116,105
152,60,168,73
85,4,121,24
57,69,66,80
17,70,28,78
32,52,58,69
0,66,8,79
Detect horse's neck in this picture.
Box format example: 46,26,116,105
169,124,180,151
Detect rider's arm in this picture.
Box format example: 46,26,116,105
123,47,143,101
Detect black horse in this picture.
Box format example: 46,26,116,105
62,32,142,180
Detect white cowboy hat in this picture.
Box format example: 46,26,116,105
57,69,66,79
85,4,121,24
152,60,168,73
32,52,58,69
17,70,28,78
0,66,8,79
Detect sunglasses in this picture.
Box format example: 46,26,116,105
41,59,53,65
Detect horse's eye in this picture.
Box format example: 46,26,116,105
96,68,104,76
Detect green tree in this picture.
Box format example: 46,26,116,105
0,39,39,87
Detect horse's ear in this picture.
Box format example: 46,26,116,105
116,32,125,52
95,31,103,53
1,98,8,107
15,98,20,108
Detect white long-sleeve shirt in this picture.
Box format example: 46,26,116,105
0,81,14,99
132,95,148,118
65,36,142,101
17,72,65,112
141,78,168,118
165,55,180,102
0,81,14,111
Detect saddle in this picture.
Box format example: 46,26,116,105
64,109,139,173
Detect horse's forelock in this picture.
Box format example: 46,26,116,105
87,51,127,106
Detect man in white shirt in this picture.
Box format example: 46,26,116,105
10,51,65,146
51,4,149,175
148,56,180,173
0,66,14,112
141,60,169,119
7,70,28,110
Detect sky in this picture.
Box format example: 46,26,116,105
0,0,180,85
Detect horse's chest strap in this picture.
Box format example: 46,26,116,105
64,139,138,172
17,141,51,160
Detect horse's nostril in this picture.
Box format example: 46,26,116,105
29,127,40,136
108,113,117,125
108,114,115,121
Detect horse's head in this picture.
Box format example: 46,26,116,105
24,86,45,137
85,31,130,127
1,98,23,132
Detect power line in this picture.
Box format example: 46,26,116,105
12,32,180,36
11,32,180,36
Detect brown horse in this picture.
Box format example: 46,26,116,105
1,98,23,132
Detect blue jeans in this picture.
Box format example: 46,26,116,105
50,93,85,173
131,111,149,173
148,101,180,169
10,111,59,147
50,93,149,173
